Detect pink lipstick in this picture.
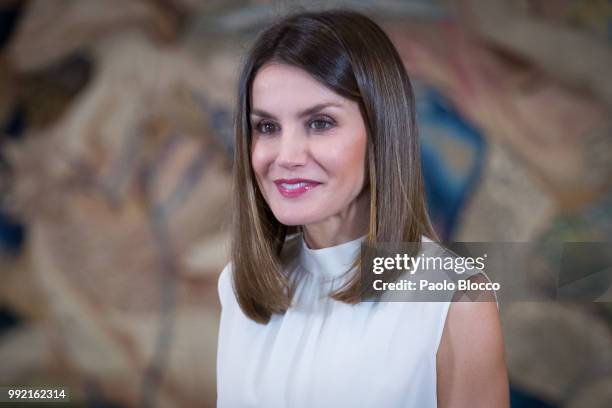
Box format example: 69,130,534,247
274,179,321,198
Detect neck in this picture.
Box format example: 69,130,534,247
302,188,369,249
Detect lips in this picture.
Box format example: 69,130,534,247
274,178,321,198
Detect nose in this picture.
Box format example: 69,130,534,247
276,130,308,169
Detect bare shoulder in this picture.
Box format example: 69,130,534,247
436,273,509,408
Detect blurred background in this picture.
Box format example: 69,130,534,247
0,0,610,407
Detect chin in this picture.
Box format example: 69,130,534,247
271,204,323,227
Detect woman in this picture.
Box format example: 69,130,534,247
217,9,509,407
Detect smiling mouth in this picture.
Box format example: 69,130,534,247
274,179,321,198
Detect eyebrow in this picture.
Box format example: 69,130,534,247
250,102,343,120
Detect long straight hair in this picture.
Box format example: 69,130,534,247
231,9,438,324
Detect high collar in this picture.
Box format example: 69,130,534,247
298,233,367,280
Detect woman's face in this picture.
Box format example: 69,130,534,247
250,63,368,227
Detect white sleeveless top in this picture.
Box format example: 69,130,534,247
217,234,457,407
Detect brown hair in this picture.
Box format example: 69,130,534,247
231,8,437,324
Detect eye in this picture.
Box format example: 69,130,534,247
254,121,279,135
308,117,335,131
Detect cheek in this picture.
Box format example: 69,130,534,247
250,139,274,177
319,134,366,187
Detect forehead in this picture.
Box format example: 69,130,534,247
251,63,345,111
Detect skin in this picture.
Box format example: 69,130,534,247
250,62,509,406
250,63,369,249
437,275,510,407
